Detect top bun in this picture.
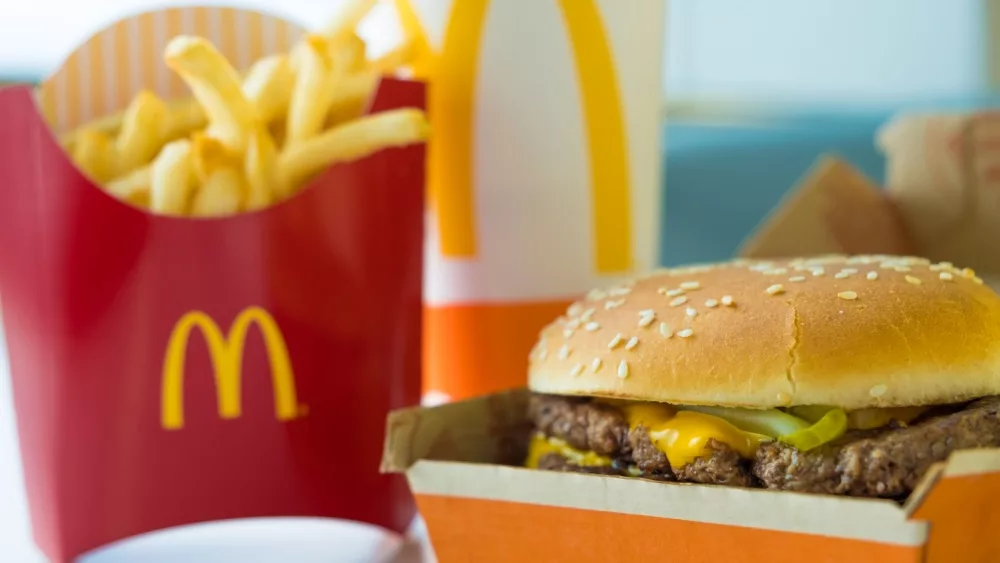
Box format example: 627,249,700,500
528,255,1000,410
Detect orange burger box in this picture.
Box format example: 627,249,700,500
383,391,1000,563
0,7,426,563
381,118,1000,562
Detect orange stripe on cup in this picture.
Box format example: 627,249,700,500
416,495,923,563
423,300,571,400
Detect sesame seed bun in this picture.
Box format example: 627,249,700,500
528,255,1000,410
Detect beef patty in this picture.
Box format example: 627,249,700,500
527,393,1000,497
528,394,756,487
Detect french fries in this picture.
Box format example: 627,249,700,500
56,0,429,217
281,109,429,187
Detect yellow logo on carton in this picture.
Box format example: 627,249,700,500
161,306,299,430
397,0,634,273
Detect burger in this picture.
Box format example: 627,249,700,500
524,255,1000,498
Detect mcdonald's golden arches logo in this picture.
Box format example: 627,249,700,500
161,306,300,430
395,0,634,273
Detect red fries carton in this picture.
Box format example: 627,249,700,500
0,7,425,563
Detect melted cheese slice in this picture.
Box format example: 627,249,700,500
621,403,769,469
525,433,613,469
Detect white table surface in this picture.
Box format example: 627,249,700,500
0,323,435,563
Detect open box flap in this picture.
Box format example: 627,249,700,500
381,390,530,473
739,157,915,259
903,449,1000,562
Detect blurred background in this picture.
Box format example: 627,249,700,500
1,0,998,560
4,0,991,264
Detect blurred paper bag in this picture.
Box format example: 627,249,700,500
877,112,1000,277
407,0,666,403
0,7,425,563
741,157,915,259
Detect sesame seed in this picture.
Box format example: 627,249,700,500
765,268,788,275
765,284,785,296
639,308,655,317
609,287,632,297
659,323,673,338
585,321,601,331
581,308,596,322
605,299,625,310
905,275,921,285
677,328,694,338
570,363,585,377
625,336,639,350
866,271,878,280
591,358,603,373
834,271,851,279
811,267,825,276
608,334,624,350
963,268,976,278
656,287,668,295
973,276,984,285
666,288,685,297
566,318,580,330
720,295,735,306
893,266,911,273
942,261,954,268
686,307,698,317
670,296,688,307
680,281,701,290
838,291,858,300
939,272,954,281
869,384,887,398
563,329,574,339
841,268,859,275
705,298,719,308
587,289,607,301
538,348,547,361
558,345,571,359
567,303,583,316
617,360,629,379
638,311,656,328
789,276,806,283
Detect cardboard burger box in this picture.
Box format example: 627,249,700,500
382,115,1000,562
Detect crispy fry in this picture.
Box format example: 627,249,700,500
117,90,168,173
71,129,117,183
320,0,378,43
106,166,151,206
243,54,294,124
190,133,241,184
61,97,206,150
191,168,246,217
326,71,379,127
245,127,282,209
163,98,209,141
165,36,258,153
150,139,196,215
286,35,341,146
340,33,368,72
280,108,429,187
